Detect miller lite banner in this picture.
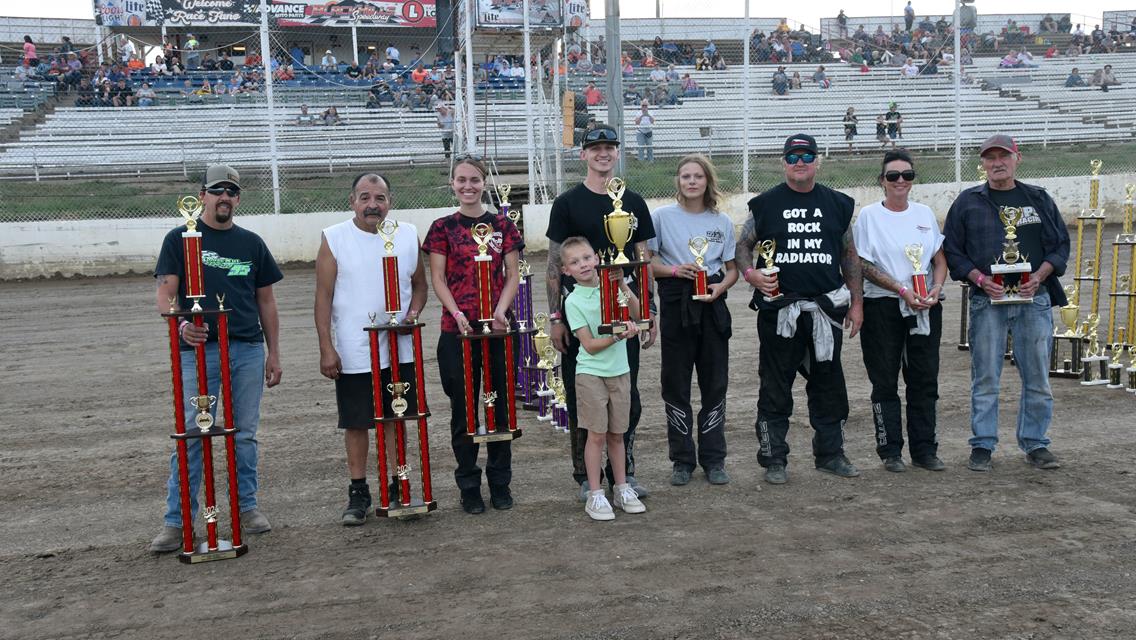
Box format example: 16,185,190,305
475,0,561,28
94,0,435,28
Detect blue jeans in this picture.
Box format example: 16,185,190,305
636,130,654,161
164,340,265,527
968,291,1053,453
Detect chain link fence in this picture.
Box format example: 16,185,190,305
4,15,1136,222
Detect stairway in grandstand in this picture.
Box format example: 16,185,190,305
3,53,1136,180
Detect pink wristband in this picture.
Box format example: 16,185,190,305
744,267,755,279
898,286,908,297
671,265,678,277
976,274,985,287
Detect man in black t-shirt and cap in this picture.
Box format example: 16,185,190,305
149,164,284,553
943,134,1069,473
546,124,657,501
736,133,864,485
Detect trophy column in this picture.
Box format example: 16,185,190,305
162,195,246,564
1072,160,1106,319
366,220,437,518
958,283,970,351
1106,184,1136,348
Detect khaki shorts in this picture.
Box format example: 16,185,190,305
575,372,631,434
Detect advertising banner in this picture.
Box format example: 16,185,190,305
93,0,435,28
475,0,562,28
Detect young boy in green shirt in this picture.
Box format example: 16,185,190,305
561,236,647,521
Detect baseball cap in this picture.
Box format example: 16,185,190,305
783,133,818,155
979,134,1018,156
582,124,620,148
202,164,241,189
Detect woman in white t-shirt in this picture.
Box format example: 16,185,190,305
647,154,738,487
853,149,947,474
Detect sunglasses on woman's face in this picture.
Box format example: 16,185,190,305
884,170,916,182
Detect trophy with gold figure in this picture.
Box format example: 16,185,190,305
1080,314,1109,386
161,196,247,563
364,258,439,519
1106,184,1136,346
757,239,783,301
1072,160,1107,318
597,177,653,334
904,243,929,299
1106,341,1127,389
990,207,1033,304
689,236,711,301
1126,346,1136,393
1050,285,1084,378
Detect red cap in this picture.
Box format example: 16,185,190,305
979,134,1018,156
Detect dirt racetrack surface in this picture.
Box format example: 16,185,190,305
2,255,1135,640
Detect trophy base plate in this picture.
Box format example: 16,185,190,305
691,294,712,301
763,294,784,302
1080,379,1108,386
364,320,426,333
1049,370,1082,379
1106,383,1125,389
990,296,1034,305
179,541,248,564
172,427,238,440
471,428,522,443
378,499,438,519
375,411,432,424
597,320,651,335
457,329,515,340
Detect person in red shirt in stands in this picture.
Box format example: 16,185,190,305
410,64,429,84
584,81,604,106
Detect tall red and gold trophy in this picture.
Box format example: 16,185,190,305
990,206,1033,304
161,195,246,564
366,219,437,518
597,178,652,335
460,223,521,443
689,236,711,301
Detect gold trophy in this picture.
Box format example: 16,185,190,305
496,183,512,216
757,239,782,301
387,382,411,417
1107,342,1125,389
178,195,203,231
990,207,1033,304
603,178,634,265
377,219,401,325
1073,160,1107,319
471,222,495,334
1126,345,1136,393
689,236,711,300
1051,285,1084,377
903,243,928,299
1106,184,1136,344
1081,313,1108,386
532,313,551,369
192,394,218,431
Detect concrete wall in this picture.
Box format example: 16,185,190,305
2,173,1132,279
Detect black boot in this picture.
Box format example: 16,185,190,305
489,484,513,510
341,484,371,526
460,487,485,514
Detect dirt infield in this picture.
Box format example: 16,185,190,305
2,257,1135,640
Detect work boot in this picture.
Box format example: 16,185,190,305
341,484,371,526
149,526,183,553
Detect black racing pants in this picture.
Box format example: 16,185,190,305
562,331,641,485
859,297,941,460
660,297,729,471
754,309,849,468
437,332,512,491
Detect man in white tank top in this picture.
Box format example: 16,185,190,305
315,174,428,525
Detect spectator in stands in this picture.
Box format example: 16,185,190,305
437,104,454,159
1065,68,1086,87
1017,50,1038,68
813,65,830,89
184,34,201,69
789,71,802,90
998,50,1021,68
904,2,915,31
296,104,316,126
62,53,83,92
127,55,145,72
771,66,789,95
622,58,634,77
201,55,218,72
321,50,338,72
1066,40,1081,58
180,79,195,98
151,56,170,76
695,53,711,71
843,107,858,152
137,82,156,107
703,40,717,57
119,36,136,65
1058,15,1072,33
584,81,604,106
169,56,184,75
576,55,593,73
649,65,666,84
634,100,655,162
245,50,262,68
681,73,702,97
901,59,920,78
365,92,380,110
712,53,727,71
1040,14,1058,33
918,16,934,32
343,60,362,80
289,44,304,68
321,106,343,126
853,25,868,43
386,43,400,65
213,83,235,103
275,64,295,81
643,53,658,68
837,10,848,38
885,103,902,146
217,53,234,72
409,87,428,110
875,115,888,147
242,72,261,93
96,82,114,107
76,78,95,107
1092,65,1121,90
665,64,679,82
111,78,135,107
411,63,429,84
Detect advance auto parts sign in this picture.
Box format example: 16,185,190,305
95,0,434,28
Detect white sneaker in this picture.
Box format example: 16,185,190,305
584,490,615,521
613,483,646,514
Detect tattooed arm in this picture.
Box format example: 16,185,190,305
860,257,902,293
841,226,864,337
737,215,778,297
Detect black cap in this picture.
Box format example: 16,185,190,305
783,133,818,155
582,124,620,148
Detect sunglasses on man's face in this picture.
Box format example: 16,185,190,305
884,170,916,182
584,128,619,145
205,186,240,197
784,153,817,165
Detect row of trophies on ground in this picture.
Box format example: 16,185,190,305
958,159,1136,391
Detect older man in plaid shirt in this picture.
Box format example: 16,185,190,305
943,134,1070,473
